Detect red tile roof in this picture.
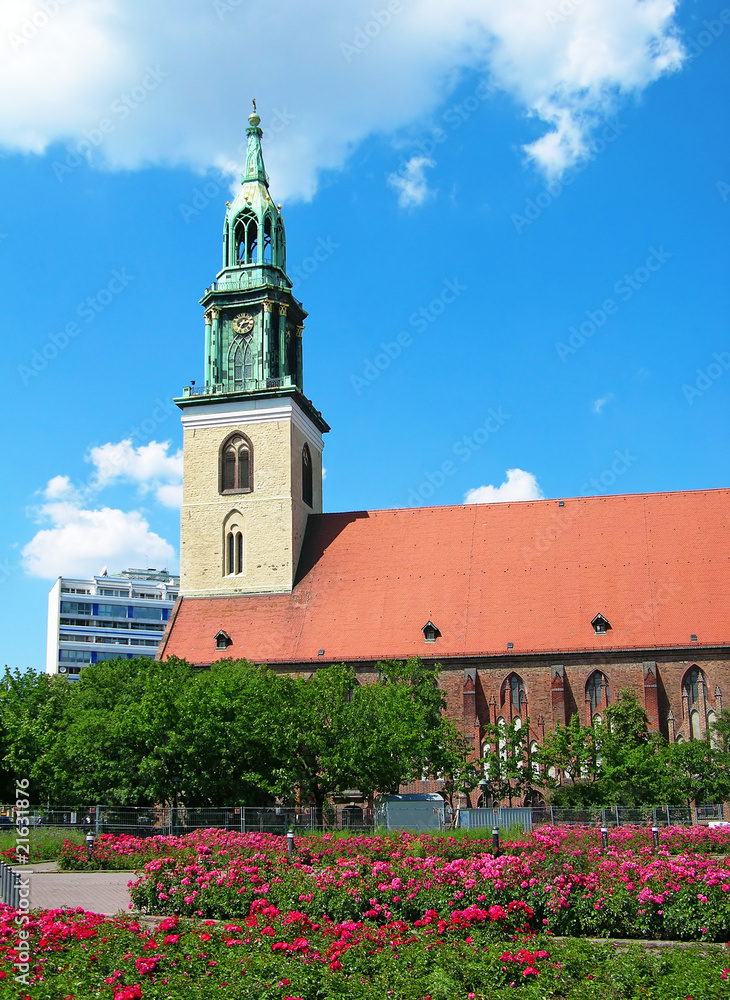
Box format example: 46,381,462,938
159,489,730,666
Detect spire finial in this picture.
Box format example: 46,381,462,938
249,98,261,128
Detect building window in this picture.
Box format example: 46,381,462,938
683,666,704,707
591,613,611,634
97,604,129,619
235,210,258,264
586,671,609,718
302,443,313,507
215,630,232,650
501,672,526,717
60,601,92,616
132,607,164,620
223,512,244,576
421,621,441,643
220,433,253,494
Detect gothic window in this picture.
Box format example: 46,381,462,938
263,216,273,264
683,666,705,708
220,434,253,494
222,512,244,576
275,221,285,268
302,443,313,507
501,672,526,717
586,671,609,718
234,211,258,264
232,336,253,389
530,741,540,777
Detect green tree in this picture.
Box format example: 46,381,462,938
480,718,533,806
537,714,600,791
0,668,71,803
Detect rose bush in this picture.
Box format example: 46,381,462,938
2,904,730,999
118,827,730,941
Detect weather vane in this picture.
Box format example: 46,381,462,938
252,98,257,113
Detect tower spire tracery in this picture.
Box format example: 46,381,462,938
180,108,318,405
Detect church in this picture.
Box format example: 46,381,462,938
158,109,730,782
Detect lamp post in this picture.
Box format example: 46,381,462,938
287,827,295,859
85,830,95,862
478,779,488,809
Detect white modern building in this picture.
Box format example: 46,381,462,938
46,568,179,679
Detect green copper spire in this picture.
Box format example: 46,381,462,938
179,103,329,429
243,100,268,187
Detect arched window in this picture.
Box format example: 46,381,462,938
275,221,285,268
263,215,273,264
223,511,244,576
501,673,526,717
682,667,709,741
496,717,507,761
232,336,253,389
683,666,705,707
220,433,253,494
234,211,258,264
586,671,609,719
529,741,540,777
302,443,313,507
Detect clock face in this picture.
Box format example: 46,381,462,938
232,312,254,335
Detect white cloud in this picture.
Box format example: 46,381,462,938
88,439,183,495
0,1,685,197
43,475,79,501
464,468,544,504
22,501,176,579
22,438,182,578
592,392,614,414
388,155,435,207
155,483,184,509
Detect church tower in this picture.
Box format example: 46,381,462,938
176,106,329,597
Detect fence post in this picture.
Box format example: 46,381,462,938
614,805,620,827
95,805,101,838
549,805,554,825
666,804,671,827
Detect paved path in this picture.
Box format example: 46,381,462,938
22,866,135,916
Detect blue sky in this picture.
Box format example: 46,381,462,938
0,0,728,671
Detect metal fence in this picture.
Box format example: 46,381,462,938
0,802,724,836
0,862,21,908
0,804,376,836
